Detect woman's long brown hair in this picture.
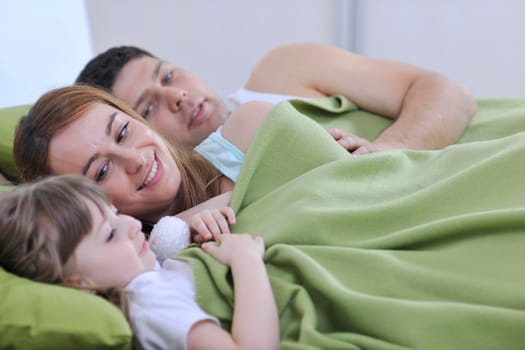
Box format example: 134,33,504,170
13,84,222,224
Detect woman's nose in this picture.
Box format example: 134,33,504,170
119,148,146,175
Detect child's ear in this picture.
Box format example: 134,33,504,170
64,274,96,293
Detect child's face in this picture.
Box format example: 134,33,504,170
66,201,157,288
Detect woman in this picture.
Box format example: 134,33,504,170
14,84,270,236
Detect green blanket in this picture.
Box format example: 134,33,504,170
179,96,525,349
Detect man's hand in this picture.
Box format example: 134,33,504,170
326,127,404,155
326,127,372,154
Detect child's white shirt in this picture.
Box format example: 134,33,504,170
125,259,219,350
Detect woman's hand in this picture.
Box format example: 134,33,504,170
201,233,265,266
189,206,236,243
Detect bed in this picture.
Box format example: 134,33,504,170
2,96,525,349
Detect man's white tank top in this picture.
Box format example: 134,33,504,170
225,88,307,112
195,89,309,182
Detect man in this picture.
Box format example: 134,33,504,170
76,43,477,155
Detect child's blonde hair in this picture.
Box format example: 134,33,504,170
0,175,130,320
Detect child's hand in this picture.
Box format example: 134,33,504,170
189,207,236,243
201,233,265,266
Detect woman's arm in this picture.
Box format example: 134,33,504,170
246,43,477,154
187,234,279,350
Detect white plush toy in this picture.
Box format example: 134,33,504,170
149,216,191,262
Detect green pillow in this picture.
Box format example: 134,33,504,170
0,267,132,349
0,104,30,183
0,183,14,192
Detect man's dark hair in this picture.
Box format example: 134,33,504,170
75,46,156,91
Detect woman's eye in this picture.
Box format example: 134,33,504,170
116,121,129,142
142,105,153,119
95,161,109,183
106,229,115,242
162,71,173,85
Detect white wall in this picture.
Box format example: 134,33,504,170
0,0,93,107
2,0,523,109
84,0,347,99
84,0,525,98
355,0,525,98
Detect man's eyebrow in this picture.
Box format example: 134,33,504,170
82,112,117,175
132,60,163,110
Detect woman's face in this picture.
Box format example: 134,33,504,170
112,56,229,150
48,103,181,221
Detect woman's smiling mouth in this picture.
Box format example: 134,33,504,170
137,154,163,190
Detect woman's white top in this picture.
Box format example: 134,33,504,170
126,259,219,350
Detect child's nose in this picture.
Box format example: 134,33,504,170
128,229,140,242
127,217,143,240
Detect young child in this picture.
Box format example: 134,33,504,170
0,175,279,350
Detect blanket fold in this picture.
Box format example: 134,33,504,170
179,96,525,349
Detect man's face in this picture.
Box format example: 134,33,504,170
112,56,229,149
